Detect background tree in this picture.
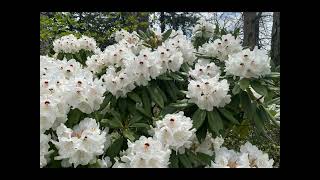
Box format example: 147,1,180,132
271,12,280,69
243,12,262,50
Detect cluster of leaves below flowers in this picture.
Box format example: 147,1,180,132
41,19,279,168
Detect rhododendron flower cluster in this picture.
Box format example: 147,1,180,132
53,34,97,53
52,118,110,168
40,16,278,168
207,142,274,168
225,47,271,78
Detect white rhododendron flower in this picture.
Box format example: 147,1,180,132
198,34,242,61
207,147,250,168
52,118,108,167
113,136,171,168
187,76,231,111
53,34,97,53
153,111,196,153
40,133,53,168
192,18,215,39
188,59,221,80
225,47,271,78
193,133,224,156
96,156,112,168
240,142,274,168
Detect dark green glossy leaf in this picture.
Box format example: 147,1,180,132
251,81,268,96
106,137,124,158
218,108,240,125
129,123,150,128
179,154,192,168
192,108,206,130
147,85,164,108
207,109,224,135
239,78,250,90
232,84,241,95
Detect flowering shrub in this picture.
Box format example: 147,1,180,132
40,18,280,168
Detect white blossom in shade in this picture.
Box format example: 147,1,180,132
193,133,224,156
113,136,171,168
186,76,231,111
40,133,53,168
53,34,80,53
96,156,112,168
114,29,131,42
240,142,274,168
192,18,215,39
198,34,242,61
207,147,250,168
225,47,271,78
153,111,196,153
52,118,107,168
53,34,97,54
188,59,221,80
78,35,97,52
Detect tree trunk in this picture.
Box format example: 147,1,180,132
243,12,260,50
271,12,280,67
160,12,165,33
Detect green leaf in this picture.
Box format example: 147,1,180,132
196,152,213,166
127,92,142,103
253,110,266,135
265,97,280,106
138,30,147,40
147,85,164,109
180,63,190,72
162,29,172,41
251,81,268,96
129,113,143,124
265,72,280,78
196,122,207,143
103,118,123,128
240,91,251,109
160,106,177,117
239,78,250,90
186,150,201,166
256,106,269,123
155,86,168,104
129,123,150,128
163,81,177,101
207,109,224,135
123,129,136,141
192,109,207,130
169,73,184,82
141,88,152,116
245,102,257,121
136,106,152,118
67,108,82,127
179,154,192,168
217,108,240,125
169,151,179,168
109,109,121,122
232,84,241,95
57,53,64,60
157,74,173,80
106,137,124,158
